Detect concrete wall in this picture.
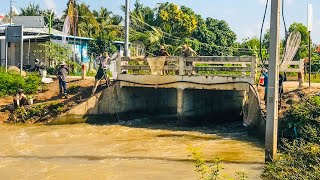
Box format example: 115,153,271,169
243,86,265,137
54,82,250,125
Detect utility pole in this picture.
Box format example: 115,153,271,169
10,0,12,25
124,0,130,57
265,0,280,162
307,4,313,88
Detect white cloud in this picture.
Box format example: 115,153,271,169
43,0,56,11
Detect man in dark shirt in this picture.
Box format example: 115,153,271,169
158,46,169,56
56,62,69,98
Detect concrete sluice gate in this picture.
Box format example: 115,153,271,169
53,82,264,133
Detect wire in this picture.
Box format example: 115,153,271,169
260,0,269,69
282,0,288,37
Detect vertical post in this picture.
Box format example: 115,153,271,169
116,56,122,79
177,88,184,120
49,14,52,34
308,31,311,87
179,57,185,76
5,27,8,72
307,3,313,87
265,0,280,162
251,56,257,84
10,0,12,25
124,0,130,57
20,26,23,76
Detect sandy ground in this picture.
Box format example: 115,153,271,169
0,77,97,123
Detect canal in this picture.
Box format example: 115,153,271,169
0,119,264,179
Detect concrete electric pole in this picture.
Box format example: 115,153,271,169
265,0,281,161
124,0,130,57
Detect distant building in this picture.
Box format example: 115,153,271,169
0,16,92,68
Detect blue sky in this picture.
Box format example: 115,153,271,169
1,0,319,43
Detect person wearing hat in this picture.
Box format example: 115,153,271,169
56,61,69,98
181,44,197,75
92,51,119,94
158,45,169,57
181,44,197,58
13,89,27,108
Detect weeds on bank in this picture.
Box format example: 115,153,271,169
8,101,67,123
262,95,320,180
188,146,248,180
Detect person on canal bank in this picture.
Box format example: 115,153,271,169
13,89,27,108
92,51,119,95
261,68,268,103
56,61,69,99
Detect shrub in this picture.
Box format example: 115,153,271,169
0,68,42,97
262,140,320,180
263,94,320,179
279,96,320,143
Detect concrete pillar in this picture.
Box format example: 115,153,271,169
177,88,184,119
179,57,185,76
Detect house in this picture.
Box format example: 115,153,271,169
0,16,92,69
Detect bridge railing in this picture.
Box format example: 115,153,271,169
118,56,257,78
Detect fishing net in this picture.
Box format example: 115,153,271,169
147,57,166,75
280,30,301,71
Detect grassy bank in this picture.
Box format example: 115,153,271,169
262,94,320,179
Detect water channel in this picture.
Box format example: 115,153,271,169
0,118,264,180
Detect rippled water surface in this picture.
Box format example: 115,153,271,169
0,120,264,179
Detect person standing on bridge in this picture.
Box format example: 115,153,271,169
158,46,170,75
92,52,119,95
158,46,170,57
181,44,197,75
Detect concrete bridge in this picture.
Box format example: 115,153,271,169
53,56,304,135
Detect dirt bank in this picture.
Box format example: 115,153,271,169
0,77,98,124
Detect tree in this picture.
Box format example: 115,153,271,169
20,3,42,16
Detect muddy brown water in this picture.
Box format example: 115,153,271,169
0,118,264,180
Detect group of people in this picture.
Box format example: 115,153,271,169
13,44,198,108
157,44,197,58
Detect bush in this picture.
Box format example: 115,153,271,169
0,68,42,97
9,101,67,123
263,94,320,179
279,96,320,143
262,140,320,180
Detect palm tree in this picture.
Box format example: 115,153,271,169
20,3,42,16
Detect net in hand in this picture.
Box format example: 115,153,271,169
280,30,301,71
147,57,166,75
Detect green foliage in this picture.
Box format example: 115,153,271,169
35,42,72,64
88,34,117,58
263,94,320,179
262,140,320,180
279,96,320,143
188,146,222,180
0,68,42,97
10,101,67,123
188,146,249,180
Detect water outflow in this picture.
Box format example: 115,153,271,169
0,119,264,180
